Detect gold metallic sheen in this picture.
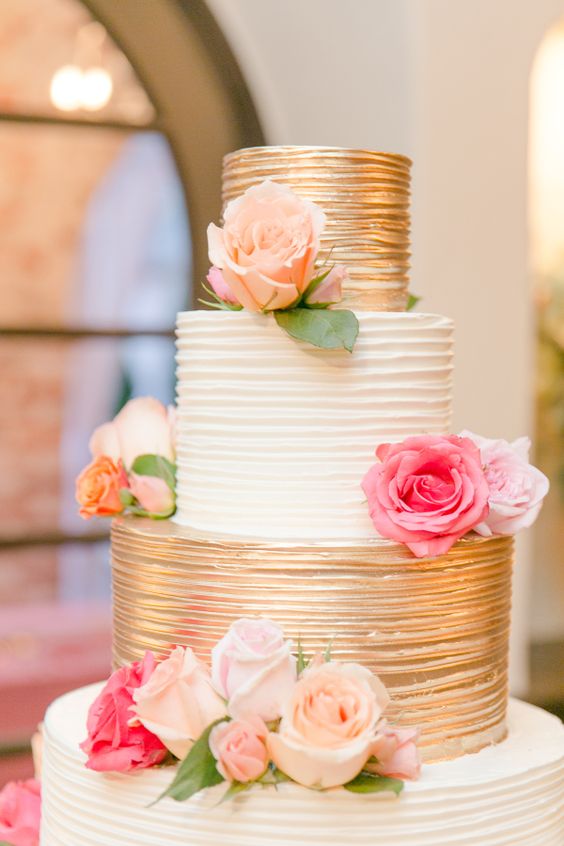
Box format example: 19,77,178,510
111,519,513,762
222,146,411,312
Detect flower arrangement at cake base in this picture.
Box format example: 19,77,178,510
80,619,421,806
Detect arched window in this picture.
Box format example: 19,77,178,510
0,0,263,782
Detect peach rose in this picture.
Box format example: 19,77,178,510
90,397,175,470
76,455,128,519
207,180,326,312
209,716,269,783
211,618,297,722
367,724,421,780
362,434,490,557
459,431,549,536
129,472,175,516
0,779,41,846
133,646,227,760
267,661,390,789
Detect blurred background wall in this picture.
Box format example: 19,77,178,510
1,0,563,782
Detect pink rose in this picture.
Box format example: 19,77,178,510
211,618,297,722
267,661,390,789
304,264,347,306
362,434,490,558
89,397,175,470
207,180,326,312
0,779,41,846
80,653,167,772
367,724,421,780
460,431,549,536
129,473,175,516
206,266,240,305
133,646,227,760
76,455,128,520
209,716,269,783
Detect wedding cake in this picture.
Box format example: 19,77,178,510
34,147,564,846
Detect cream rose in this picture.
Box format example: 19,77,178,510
89,396,175,470
267,661,390,789
211,618,297,722
207,180,326,312
133,646,227,760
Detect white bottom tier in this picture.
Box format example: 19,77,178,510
41,685,564,846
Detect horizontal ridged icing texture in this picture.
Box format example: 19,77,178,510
41,686,564,846
175,310,454,539
111,519,513,761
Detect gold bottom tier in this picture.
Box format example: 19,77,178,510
111,518,513,762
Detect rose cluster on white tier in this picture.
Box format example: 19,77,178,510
175,310,454,539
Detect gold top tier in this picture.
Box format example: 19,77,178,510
222,145,412,311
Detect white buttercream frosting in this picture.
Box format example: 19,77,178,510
41,684,564,846
174,310,454,539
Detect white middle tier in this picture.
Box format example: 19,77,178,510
175,310,454,539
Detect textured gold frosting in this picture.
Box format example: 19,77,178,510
111,518,513,762
222,146,411,312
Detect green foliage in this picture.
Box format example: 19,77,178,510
406,293,421,311
274,309,359,352
130,454,176,491
154,721,224,804
344,772,404,795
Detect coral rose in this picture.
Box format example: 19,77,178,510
81,652,167,772
362,434,490,557
211,618,297,722
267,661,390,789
367,724,421,780
76,455,128,519
133,646,227,760
207,180,326,312
0,779,41,846
460,431,549,536
209,716,269,783
89,396,175,469
129,472,175,517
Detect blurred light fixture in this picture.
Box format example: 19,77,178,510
50,65,83,112
79,68,113,111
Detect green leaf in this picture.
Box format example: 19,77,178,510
217,781,251,804
344,772,404,795
271,767,291,783
198,284,243,312
406,293,421,311
274,309,359,352
297,636,307,675
119,488,135,507
153,720,225,804
324,635,335,662
131,454,176,491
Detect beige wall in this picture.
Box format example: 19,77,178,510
206,0,564,688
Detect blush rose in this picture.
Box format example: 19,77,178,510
207,180,326,312
209,716,269,783
211,618,297,722
76,455,128,519
0,779,41,846
128,472,175,516
133,646,227,760
367,724,421,780
206,266,240,305
267,661,390,789
81,652,168,772
89,396,175,470
362,434,490,557
460,431,549,536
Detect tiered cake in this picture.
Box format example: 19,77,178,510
39,148,564,846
